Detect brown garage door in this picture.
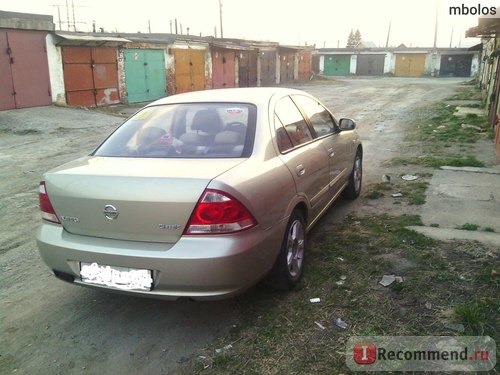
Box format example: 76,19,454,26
62,47,120,107
238,50,257,87
0,29,51,110
298,50,312,81
173,49,206,94
280,51,295,84
394,54,426,77
260,50,277,86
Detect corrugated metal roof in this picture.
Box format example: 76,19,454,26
210,41,254,51
55,32,131,46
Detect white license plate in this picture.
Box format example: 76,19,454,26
80,262,153,291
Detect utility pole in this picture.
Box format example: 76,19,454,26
433,4,438,48
385,20,391,49
219,0,224,38
53,5,62,30
71,0,76,31
449,26,454,48
65,0,70,30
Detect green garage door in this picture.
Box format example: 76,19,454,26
323,55,350,76
124,49,166,103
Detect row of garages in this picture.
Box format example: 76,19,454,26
318,49,479,77
0,10,480,111
466,14,500,158
1,19,313,110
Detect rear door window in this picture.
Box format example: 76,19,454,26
274,96,313,150
94,103,256,158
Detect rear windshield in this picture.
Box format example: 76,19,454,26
94,103,256,158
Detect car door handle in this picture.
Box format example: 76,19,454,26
327,148,335,158
296,165,305,176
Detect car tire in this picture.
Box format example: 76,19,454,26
343,149,362,200
267,210,306,290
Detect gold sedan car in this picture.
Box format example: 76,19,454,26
37,87,362,300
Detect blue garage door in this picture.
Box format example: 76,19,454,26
124,49,166,103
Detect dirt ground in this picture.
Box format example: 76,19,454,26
0,77,491,374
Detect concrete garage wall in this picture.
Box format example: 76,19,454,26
350,55,357,74
384,53,395,74
0,11,54,31
45,34,66,105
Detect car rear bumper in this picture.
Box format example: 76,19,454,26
36,221,285,300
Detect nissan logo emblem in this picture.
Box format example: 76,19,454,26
103,204,119,220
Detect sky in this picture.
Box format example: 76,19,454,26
2,0,496,48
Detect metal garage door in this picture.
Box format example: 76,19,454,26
439,54,473,77
280,51,295,84
173,49,205,93
124,49,166,103
212,49,235,89
0,29,51,110
260,50,276,86
394,54,426,77
356,54,385,76
62,47,120,107
238,50,258,87
298,50,312,81
324,55,351,76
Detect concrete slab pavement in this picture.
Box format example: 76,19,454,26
412,165,500,247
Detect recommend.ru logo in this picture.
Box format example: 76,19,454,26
346,336,496,372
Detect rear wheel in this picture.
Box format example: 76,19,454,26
267,210,306,290
343,149,362,199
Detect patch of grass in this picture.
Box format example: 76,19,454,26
181,215,499,374
365,190,384,199
365,182,392,199
398,181,429,205
456,223,479,231
484,227,495,233
365,179,430,206
446,87,483,101
453,299,497,335
408,101,489,144
387,155,485,168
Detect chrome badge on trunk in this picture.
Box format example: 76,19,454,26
103,204,119,220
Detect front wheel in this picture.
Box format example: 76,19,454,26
267,210,306,290
343,149,362,199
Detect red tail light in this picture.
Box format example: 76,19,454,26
39,182,60,224
184,189,256,235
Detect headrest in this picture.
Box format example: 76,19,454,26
191,109,223,134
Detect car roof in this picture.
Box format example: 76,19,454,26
148,87,310,107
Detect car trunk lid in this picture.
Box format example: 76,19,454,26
44,156,244,243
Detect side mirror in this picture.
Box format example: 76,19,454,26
339,118,356,131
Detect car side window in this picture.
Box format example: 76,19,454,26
274,115,294,153
274,96,313,148
292,95,338,137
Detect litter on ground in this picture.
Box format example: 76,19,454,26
379,274,404,286
334,318,348,330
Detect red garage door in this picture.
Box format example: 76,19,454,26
62,47,120,107
212,49,235,89
0,29,51,110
